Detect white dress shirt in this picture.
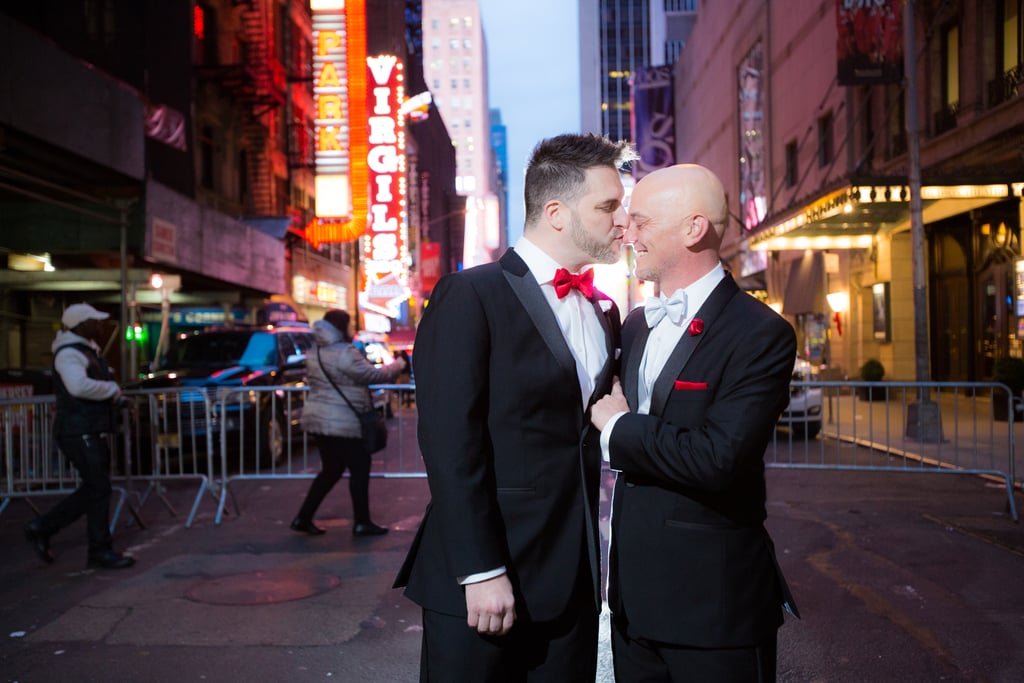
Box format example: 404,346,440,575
514,236,607,410
601,263,725,459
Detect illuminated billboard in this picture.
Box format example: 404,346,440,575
308,0,367,246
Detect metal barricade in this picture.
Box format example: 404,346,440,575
213,384,312,524
121,387,219,527
212,383,422,524
4,383,424,527
0,395,129,529
371,384,424,478
7,379,1019,527
770,381,1019,521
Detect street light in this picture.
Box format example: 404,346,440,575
904,0,942,442
826,291,849,334
150,273,181,368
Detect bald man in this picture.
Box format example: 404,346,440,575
592,164,798,682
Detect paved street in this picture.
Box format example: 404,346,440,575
1,446,1023,681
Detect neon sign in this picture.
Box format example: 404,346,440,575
312,2,349,219
307,0,367,246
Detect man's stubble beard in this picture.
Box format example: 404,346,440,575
570,211,621,265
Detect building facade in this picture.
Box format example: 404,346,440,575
0,1,302,376
0,1,460,372
422,0,500,267
673,0,1024,382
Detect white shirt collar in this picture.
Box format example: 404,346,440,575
514,236,588,283
663,262,726,319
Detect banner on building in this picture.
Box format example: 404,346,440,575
630,65,675,179
421,241,441,293
836,0,904,85
144,103,187,151
738,41,766,231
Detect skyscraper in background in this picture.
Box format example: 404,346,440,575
601,0,649,143
489,108,508,250
421,0,500,267
579,0,696,140
653,0,697,66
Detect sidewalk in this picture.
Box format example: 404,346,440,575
2,452,1023,681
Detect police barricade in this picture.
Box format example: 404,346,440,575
0,395,130,529
120,387,219,528
769,380,1019,521
212,383,422,524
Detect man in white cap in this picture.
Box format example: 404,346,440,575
24,303,135,569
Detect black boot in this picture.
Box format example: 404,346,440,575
353,522,388,537
290,517,326,535
87,550,136,570
24,519,54,565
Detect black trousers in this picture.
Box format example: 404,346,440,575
295,434,372,524
40,434,114,554
611,612,777,683
418,564,599,682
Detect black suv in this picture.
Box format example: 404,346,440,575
128,324,313,468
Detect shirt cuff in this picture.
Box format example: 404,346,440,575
458,566,506,585
600,411,627,462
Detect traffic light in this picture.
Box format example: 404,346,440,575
125,323,149,345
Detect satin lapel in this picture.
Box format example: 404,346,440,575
589,297,614,398
649,275,741,415
622,315,649,411
501,250,577,380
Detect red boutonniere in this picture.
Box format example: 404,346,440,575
689,318,704,336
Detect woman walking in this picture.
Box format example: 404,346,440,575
292,309,407,536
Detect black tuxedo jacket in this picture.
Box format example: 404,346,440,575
395,248,621,622
608,273,798,647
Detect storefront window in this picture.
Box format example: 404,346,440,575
797,313,828,366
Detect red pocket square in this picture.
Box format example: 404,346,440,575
674,380,708,390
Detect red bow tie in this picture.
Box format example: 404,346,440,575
552,268,594,299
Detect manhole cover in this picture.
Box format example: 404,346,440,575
186,569,340,606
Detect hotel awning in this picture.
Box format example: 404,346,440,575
782,252,823,315
748,179,1024,251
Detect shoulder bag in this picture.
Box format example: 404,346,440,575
317,347,388,454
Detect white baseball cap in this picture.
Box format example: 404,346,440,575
62,303,110,329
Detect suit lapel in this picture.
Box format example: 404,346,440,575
622,314,649,411
500,249,578,381
587,297,616,403
649,275,740,415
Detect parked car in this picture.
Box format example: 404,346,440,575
127,323,313,468
778,356,823,439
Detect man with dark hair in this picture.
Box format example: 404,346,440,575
396,133,636,681
25,303,135,570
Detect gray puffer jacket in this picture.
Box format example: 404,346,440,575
300,320,404,437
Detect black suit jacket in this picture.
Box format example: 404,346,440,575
395,248,621,622
608,273,797,647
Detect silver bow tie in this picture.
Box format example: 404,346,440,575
644,291,687,328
